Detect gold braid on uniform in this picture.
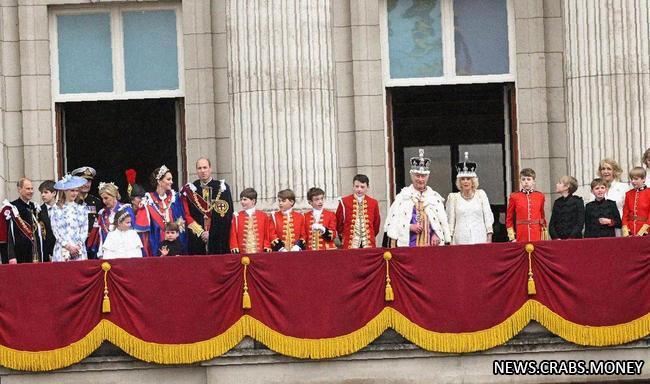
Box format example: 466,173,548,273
188,187,225,237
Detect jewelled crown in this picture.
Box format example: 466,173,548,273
410,149,431,174
455,152,477,178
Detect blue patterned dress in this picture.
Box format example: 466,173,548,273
50,202,89,262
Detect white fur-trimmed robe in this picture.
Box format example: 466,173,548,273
384,185,451,246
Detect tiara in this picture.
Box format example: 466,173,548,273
98,182,118,191
156,165,170,180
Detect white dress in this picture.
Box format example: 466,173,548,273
50,202,89,262
446,190,494,245
101,229,143,259
605,180,629,218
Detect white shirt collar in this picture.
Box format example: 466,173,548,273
282,208,293,215
200,178,213,186
245,207,256,216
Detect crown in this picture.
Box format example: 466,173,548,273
409,149,431,174
455,152,477,178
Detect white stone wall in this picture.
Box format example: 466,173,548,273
514,0,568,210
564,0,650,195
226,0,339,209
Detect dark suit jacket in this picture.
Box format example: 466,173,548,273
39,203,55,262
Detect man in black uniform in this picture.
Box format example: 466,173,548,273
71,166,103,259
181,157,233,255
2,178,44,264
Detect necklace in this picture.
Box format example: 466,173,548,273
461,191,474,200
150,193,172,222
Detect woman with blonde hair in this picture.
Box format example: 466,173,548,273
93,182,135,257
446,153,494,244
50,175,89,262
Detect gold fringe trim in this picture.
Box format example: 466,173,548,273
0,322,106,372
529,300,650,347
1,302,649,371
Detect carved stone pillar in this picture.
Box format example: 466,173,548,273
227,0,339,208
564,0,650,186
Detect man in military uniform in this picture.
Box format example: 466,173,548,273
72,166,103,259
182,157,233,255
0,178,44,264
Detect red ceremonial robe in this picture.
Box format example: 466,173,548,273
304,210,337,250
271,210,306,249
621,187,650,236
229,210,278,253
506,191,546,242
336,194,381,249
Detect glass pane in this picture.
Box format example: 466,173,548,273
123,10,179,91
458,144,505,204
388,0,443,79
403,146,452,198
57,13,113,94
454,0,509,75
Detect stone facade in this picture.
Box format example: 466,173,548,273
0,0,648,212
564,0,650,197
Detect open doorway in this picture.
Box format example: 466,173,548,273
388,83,516,242
57,98,185,200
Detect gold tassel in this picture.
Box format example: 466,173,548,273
242,291,251,309
383,251,394,302
527,278,536,295
525,243,536,296
101,262,112,313
241,256,251,309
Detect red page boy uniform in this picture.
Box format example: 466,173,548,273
336,194,380,248
304,209,337,250
506,189,547,242
272,209,306,251
230,208,280,254
622,186,650,236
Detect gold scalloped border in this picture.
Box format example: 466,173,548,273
1,301,648,371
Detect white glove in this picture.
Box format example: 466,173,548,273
290,245,301,252
311,223,326,233
278,247,288,252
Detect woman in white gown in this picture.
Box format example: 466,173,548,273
446,153,494,245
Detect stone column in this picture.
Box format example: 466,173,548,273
564,0,650,188
227,0,339,208
1,1,22,200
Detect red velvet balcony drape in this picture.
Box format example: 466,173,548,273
0,237,648,371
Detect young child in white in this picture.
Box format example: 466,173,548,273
101,209,143,259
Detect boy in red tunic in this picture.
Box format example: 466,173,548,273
506,168,547,242
622,167,650,237
304,187,337,250
230,188,280,254
336,174,381,249
271,189,306,251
